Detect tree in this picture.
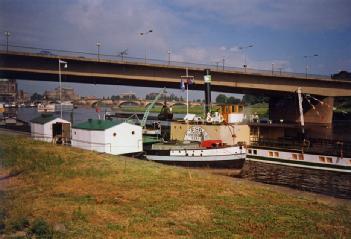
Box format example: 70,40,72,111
216,94,227,104
31,92,43,101
242,94,269,105
227,96,241,104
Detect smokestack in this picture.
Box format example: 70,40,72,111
204,69,211,115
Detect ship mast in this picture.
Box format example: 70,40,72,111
297,87,305,138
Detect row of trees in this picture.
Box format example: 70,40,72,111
215,94,269,105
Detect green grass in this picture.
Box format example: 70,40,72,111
0,134,350,238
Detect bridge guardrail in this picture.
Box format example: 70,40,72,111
0,43,331,80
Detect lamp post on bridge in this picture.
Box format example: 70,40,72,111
96,41,101,61
4,31,11,52
58,59,68,118
304,54,318,78
239,44,253,73
118,49,128,61
140,29,153,63
168,49,171,65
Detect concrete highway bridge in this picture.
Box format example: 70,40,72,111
1,51,351,125
1,51,350,97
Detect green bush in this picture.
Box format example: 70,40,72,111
11,217,30,231
30,218,53,239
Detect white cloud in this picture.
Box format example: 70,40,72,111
173,0,351,30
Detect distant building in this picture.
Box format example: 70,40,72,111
120,92,137,100
44,87,79,101
18,90,31,103
0,79,17,102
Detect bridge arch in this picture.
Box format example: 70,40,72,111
144,102,164,108
119,101,140,107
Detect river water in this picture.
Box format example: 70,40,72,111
15,107,351,199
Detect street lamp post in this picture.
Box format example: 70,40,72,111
4,31,11,52
304,54,318,78
119,49,128,61
272,63,274,75
58,59,68,118
96,41,101,61
140,29,153,63
239,44,253,73
168,49,171,65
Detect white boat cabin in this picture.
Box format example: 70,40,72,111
30,114,71,143
71,119,142,155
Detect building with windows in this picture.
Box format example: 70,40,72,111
0,79,17,102
44,87,79,101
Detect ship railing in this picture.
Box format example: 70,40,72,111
250,138,351,157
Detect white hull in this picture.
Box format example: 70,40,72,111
247,147,351,173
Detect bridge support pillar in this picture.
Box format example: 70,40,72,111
269,95,334,125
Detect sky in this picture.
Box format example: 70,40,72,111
1,0,351,99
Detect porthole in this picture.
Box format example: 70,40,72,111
74,131,76,135
113,133,117,137
132,131,135,135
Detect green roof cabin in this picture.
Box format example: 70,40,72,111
71,119,142,155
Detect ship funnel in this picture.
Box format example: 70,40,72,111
204,69,212,115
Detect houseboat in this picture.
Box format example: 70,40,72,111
247,137,351,173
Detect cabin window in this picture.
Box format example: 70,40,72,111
74,131,76,135
113,133,117,137
292,154,298,160
132,131,135,135
253,150,257,155
319,156,325,163
248,149,252,154
274,152,279,157
269,151,273,157
298,154,304,160
326,157,333,163
349,160,351,165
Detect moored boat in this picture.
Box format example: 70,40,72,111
247,138,351,173
145,140,246,174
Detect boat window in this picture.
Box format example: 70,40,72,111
132,131,135,135
274,152,279,157
292,154,298,160
253,150,257,155
248,149,252,154
326,157,333,163
319,156,325,163
113,133,117,137
298,154,304,160
74,131,76,135
349,160,351,165
269,151,273,157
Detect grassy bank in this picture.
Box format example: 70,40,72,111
0,135,350,238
